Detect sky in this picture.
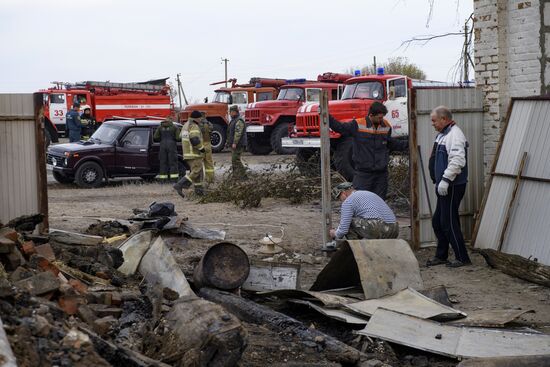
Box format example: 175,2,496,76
0,0,473,103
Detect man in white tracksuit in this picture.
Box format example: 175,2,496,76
427,106,472,268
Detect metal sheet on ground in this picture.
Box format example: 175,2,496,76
447,309,534,327
242,261,300,292
310,239,423,299
117,230,153,275
344,288,465,320
359,309,550,359
180,222,226,240
289,299,368,325
258,289,354,308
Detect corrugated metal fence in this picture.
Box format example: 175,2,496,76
0,93,48,229
410,88,484,249
474,98,550,265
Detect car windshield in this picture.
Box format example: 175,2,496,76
90,124,123,144
341,81,384,100
213,91,230,103
277,88,304,101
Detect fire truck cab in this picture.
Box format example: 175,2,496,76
39,79,173,147
180,78,287,153
245,73,351,155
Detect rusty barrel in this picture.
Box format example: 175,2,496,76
193,242,250,290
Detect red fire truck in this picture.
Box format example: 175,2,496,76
180,77,288,153
282,72,450,179
39,78,173,146
244,72,352,155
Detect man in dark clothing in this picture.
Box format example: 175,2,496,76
153,117,180,181
427,106,471,268
79,105,96,138
226,105,247,178
329,102,408,199
66,102,82,143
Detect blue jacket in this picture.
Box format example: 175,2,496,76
66,109,82,142
429,123,468,186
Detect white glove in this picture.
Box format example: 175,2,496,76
437,181,449,196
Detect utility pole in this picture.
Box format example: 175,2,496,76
176,73,188,107
319,90,332,249
463,21,469,83
373,56,377,74
221,58,229,87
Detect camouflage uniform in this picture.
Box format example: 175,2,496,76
346,218,399,240
199,115,215,183
174,117,205,195
227,106,247,177
153,119,180,180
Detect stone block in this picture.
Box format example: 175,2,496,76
15,271,60,296
77,305,97,326
34,243,55,262
93,316,117,336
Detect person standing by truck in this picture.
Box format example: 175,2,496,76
174,111,205,197
199,112,215,184
79,105,96,139
226,105,247,178
427,106,471,268
66,101,82,143
329,102,408,199
153,117,180,181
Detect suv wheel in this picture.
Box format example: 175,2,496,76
52,171,74,184
75,161,104,188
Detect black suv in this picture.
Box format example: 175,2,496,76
47,119,187,188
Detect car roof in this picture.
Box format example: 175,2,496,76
102,119,182,128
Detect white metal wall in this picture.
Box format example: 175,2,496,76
475,99,550,265
415,88,484,246
0,94,39,225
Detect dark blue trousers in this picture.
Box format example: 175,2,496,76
432,183,471,263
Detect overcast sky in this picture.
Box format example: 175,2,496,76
0,0,473,102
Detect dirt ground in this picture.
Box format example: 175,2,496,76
47,151,550,366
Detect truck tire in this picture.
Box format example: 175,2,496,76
333,138,355,181
271,123,297,155
247,135,272,155
211,123,227,153
295,148,320,176
75,161,104,188
52,171,73,184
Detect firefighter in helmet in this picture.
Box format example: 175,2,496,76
174,110,205,197
226,105,247,178
199,112,215,184
66,101,82,143
79,105,96,139
153,116,180,181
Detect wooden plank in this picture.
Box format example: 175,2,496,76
409,88,421,249
359,309,550,359
344,288,465,320
34,93,49,233
49,229,103,246
289,299,368,325
319,90,332,247
242,261,300,292
498,151,528,251
310,239,423,299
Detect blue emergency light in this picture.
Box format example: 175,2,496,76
255,82,262,88
285,78,306,84
377,67,385,75
354,70,361,76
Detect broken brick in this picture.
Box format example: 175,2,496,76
0,238,15,254
102,292,112,306
95,271,110,280
21,241,36,256
69,279,88,294
94,307,122,318
29,255,59,276
15,271,60,296
77,304,97,326
0,227,18,242
111,292,122,306
59,295,83,315
93,316,117,336
34,243,55,262
1,247,24,271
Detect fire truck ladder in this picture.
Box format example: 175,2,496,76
72,79,169,93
